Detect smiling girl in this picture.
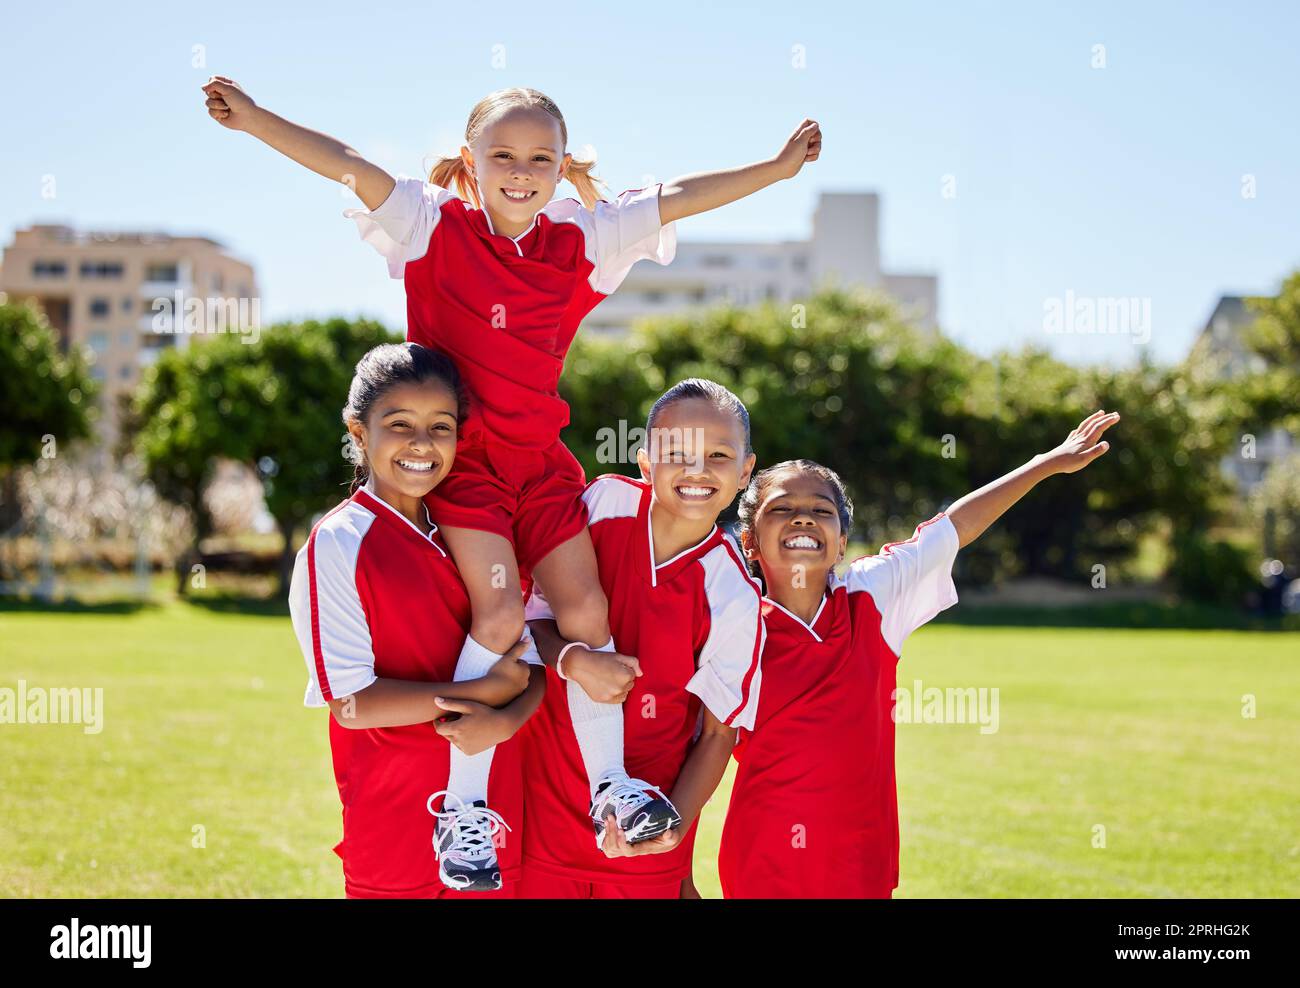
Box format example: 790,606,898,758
520,379,765,898
287,342,544,896
204,78,820,877
718,410,1121,898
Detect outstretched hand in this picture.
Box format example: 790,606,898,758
1042,410,1121,475
773,119,822,179
202,76,257,130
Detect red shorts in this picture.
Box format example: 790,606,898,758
424,437,589,572
515,867,681,900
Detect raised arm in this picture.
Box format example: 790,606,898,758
947,410,1121,548
201,76,396,210
657,118,821,224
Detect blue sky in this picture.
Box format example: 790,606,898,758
2,0,1296,365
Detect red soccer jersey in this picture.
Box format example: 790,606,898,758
521,475,765,887
718,514,959,899
346,178,676,450
287,479,526,897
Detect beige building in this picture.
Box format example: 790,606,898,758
0,223,258,443
583,191,939,336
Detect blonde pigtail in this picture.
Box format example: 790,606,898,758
429,154,482,209
563,154,608,211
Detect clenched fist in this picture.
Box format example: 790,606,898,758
772,118,822,180
201,76,257,131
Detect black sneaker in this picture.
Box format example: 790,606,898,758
590,775,682,849
427,791,511,891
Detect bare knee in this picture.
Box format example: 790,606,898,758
468,591,526,654
553,581,611,647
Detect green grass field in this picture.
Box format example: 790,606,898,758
2,598,1298,898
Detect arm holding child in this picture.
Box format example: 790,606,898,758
327,639,533,731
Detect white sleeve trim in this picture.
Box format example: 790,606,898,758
343,174,457,279
842,513,960,658
685,540,765,729
288,511,379,707
588,183,678,295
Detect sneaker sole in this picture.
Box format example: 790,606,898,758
624,812,683,844
440,869,502,893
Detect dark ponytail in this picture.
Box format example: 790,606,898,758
342,342,464,495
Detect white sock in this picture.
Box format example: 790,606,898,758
444,635,500,806
567,637,627,798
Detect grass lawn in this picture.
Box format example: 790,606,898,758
2,598,1298,898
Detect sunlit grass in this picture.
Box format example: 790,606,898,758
2,600,1297,897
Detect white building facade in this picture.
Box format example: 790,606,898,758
581,191,938,336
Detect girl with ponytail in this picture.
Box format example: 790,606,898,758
288,342,545,897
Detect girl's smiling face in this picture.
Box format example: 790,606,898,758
743,467,849,594
636,397,756,525
463,105,571,225
347,379,460,501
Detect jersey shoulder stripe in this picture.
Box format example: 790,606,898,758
582,473,645,525
304,499,378,701
696,532,766,726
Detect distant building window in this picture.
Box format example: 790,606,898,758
89,297,111,318
643,291,666,304
792,256,808,272
80,261,124,279
119,365,134,380
91,366,107,381
119,330,133,346
765,285,777,300
141,334,176,350
88,331,109,352
690,288,707,303
146,263,179,282
33,260,67,277
701,255,733,269
122,297,133,312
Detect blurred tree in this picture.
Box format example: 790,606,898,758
0,302,95,578
128,342,226,594
1251,452,1300,569
131,318,396,596
1239,272,1300,436
562,289,1239,590
223,319,395,595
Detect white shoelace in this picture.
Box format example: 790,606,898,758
427,790,512,863
591,776,673,823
